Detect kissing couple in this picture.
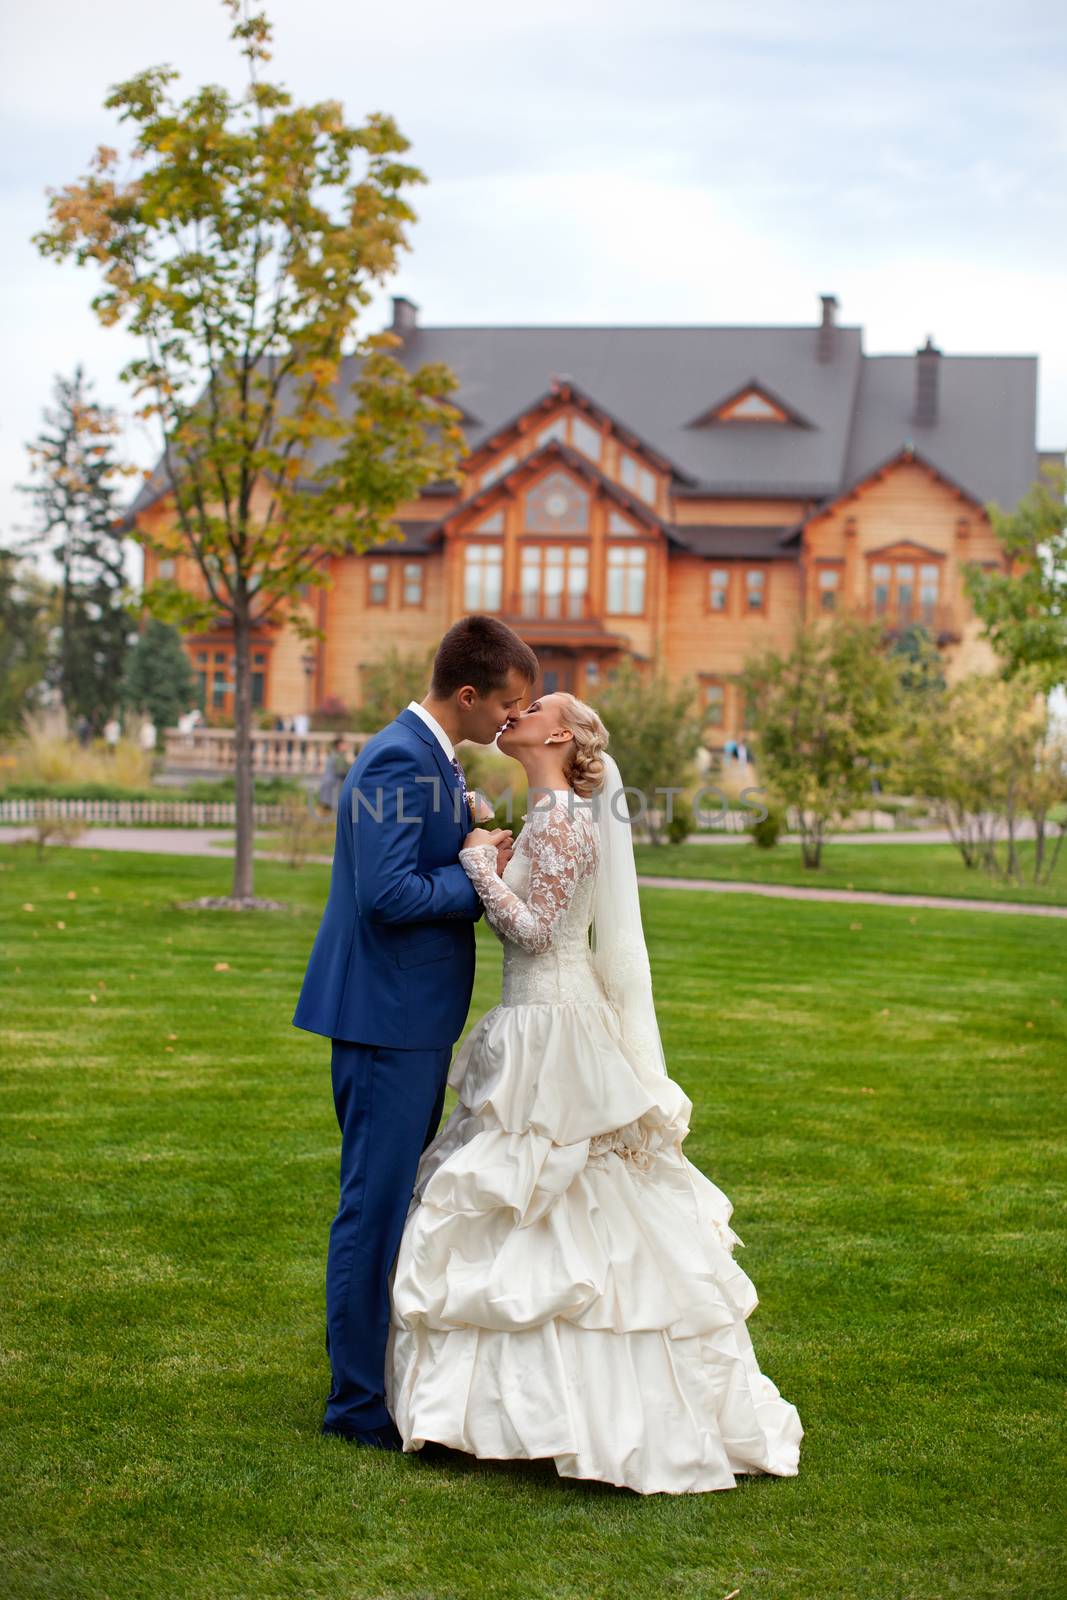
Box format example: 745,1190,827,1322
292,614,803,1495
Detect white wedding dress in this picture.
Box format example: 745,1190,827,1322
385,789,803,1495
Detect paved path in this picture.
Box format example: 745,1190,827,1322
2,824,1062,920
636,873,1067,920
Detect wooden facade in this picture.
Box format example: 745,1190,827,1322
135,322,1031,743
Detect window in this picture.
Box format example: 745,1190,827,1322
872,562,891,614
618,451,656,504
471,509,505,534
606,546,647,614
520,544,589,620
896,563,915,619
524,470,590,534
367,561,389,606
464,544,503,610
481,452,516,489
571,415,603,463
869,558,939,621
212,651,229,709
919,563,940,621
158,557,175,579
586,660,600,686
745,568,766,611
402,562,424,606
607,509,639,535
709,568,729,612
536,417,567,449
251,649,267,709
194,650,208,705
703,681,725,727
818,568,840,611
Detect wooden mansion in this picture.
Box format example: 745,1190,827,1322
131,293,1051,746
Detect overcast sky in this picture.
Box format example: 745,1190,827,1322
2,0,1065,579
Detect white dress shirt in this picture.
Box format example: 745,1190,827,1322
406,699,456,763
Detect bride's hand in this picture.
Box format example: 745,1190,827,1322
463,826,512,852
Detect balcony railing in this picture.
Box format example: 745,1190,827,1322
505,590,594,622
859,601,959,638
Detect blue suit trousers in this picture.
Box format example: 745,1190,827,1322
324,1037,452,1433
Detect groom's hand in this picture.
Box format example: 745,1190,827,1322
495,839,514,875
463,826,512,851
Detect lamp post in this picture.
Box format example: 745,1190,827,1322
301,648,316,717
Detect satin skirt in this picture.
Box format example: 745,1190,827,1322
385,998,804,1495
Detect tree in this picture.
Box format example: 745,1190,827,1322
17,367,135,734
121,616,197,733
900,668,1066,885
355,644,436,732
590,658,708,845
35,1,465,906
964,463,1067,696
0,551,55,739
737,615,903,867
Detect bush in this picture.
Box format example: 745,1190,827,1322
666,794,694,845
748,798,787,849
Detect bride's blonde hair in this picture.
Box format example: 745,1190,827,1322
555,693,610,799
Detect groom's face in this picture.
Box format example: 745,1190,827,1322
456,668,533,746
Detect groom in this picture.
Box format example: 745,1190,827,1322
292,614,539,1449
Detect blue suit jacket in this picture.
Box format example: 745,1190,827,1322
291,708,484,1049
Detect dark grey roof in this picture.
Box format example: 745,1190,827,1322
842,355,1039,513
670,525,795,559
122,315,1042,527
359,521,441,556
383,324,865,499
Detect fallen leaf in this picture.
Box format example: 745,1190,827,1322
849,921,862,930
21,903,34,912
67,891,77,900
214,961,230,972
89,993,97,1004
56,920,65,930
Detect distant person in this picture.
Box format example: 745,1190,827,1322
316,737,350,813
103,717,121,750
138,720,157,753
293,710,311,737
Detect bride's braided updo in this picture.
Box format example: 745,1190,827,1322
556,693,610,799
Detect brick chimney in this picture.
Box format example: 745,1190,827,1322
391,296,419,338
816,293,839,363
913,336,941,426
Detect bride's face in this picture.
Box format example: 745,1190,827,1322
496,692,573,755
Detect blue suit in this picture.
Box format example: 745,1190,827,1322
291,707,485,1434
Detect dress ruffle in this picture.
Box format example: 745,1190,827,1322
386,1000,804,1495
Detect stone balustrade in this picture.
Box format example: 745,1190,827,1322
163,726,370,776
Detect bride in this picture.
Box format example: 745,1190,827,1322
385,691,803,1495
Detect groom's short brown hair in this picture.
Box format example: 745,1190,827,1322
430,615,539,699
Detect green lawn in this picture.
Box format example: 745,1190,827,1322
1,843,1063,1600
634,837,1067,906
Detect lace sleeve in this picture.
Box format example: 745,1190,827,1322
459,802,598,954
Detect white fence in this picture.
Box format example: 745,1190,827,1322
0,797,288,827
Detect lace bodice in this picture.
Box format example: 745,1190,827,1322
459,791,606,1006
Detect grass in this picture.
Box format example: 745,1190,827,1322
1,842,1064,1599
633,837,1067,906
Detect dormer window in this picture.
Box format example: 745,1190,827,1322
480,451,516,489
720,389,788,422
688,382,811,429
570,415,603,463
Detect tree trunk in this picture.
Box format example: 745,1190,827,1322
231,597,255,902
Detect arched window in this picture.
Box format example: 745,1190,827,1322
524,471,590,533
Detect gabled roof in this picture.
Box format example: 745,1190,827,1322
435,437,677,539
780,443,989,545
121,313,1041,529
464,378,695,483
685,379,815,430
